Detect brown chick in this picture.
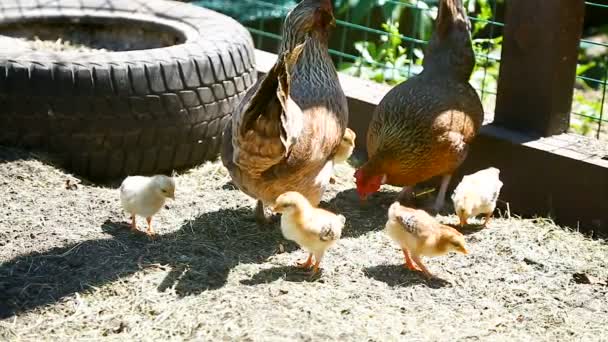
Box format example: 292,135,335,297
272,191,345,275
384,202,468,279
329,127,356,184
355,0,483,212
222,0,348,225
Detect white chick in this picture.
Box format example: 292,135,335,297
272,191,345,275
329,128,356,184
451,167,503,227
385,202,468,279
120,175,175,236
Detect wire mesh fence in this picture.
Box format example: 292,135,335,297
199,0,607,140
574,1,608,140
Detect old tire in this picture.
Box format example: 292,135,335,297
0,0,257,181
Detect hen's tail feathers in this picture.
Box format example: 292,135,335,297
437,0,470,36
277,42,306,155
232,44,306,176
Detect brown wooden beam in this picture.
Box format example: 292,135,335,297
494,0,585,137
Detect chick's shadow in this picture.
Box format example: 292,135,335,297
364,264,451,289
240,265,319,285
0,207,295,318
321,188,397,239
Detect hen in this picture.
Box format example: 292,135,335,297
272,191,345,275
120,175,175,237
354,0,484,212
385,202,468,279
222,0,348,224
452,167,503,226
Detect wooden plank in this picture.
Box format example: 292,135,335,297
494,0,585,136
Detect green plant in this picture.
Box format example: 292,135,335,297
338,21,420,85
338,0,502,109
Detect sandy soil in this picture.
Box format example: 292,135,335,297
0,146,607,341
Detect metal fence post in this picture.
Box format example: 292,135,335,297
494,0,585,137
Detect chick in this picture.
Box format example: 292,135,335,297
330,128,356,184
120,175,175,237
451,167,503,227
385,202,468,279
272,191,345,275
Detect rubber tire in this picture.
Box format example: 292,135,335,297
0,0,257,181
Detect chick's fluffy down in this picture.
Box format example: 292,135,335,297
452,167,503,218
120,175,175,218
281,209,345,255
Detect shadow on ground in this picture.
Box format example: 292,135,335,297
0,207,296,318
322,188,396,239
364,264,451,289
0,187,439,319
240,265,317,285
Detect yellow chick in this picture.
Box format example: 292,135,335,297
120,175,175,236
272,191,345,275
451,167,503,227
330,128,356,184
385,202,468,279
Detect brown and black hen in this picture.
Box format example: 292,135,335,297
355,0,484,212
222,0,348,224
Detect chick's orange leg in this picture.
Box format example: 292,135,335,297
311,260,321,275
308,252,324,277
402,249,421,271
296,253,314,269
483,212,492,227
130,215,137,231
145,217,156,237
412,255,433,279
459,214,468,227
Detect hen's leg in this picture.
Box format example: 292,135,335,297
433,174,452,212
402,248,421,271
296,253,314,269
255,200,273,225
145,217,156,237
412,255,433,279
130,215,137,231
396,185,415,204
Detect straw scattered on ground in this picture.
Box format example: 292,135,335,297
0,146,607,341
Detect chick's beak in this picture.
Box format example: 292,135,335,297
460,247,469,255
459,214,467,227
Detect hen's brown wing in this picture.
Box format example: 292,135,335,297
231,46,306,177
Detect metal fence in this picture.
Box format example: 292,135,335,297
574,1,608,140
194,0,608,140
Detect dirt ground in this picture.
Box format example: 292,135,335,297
0,146,607,341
